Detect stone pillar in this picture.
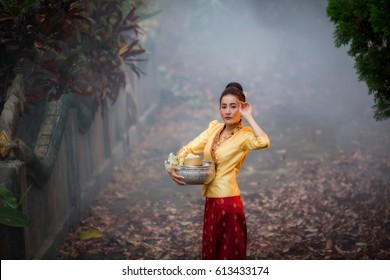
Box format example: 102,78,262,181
0,160,27,259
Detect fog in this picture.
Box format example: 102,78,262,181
52,1,390,260
155,0,389,162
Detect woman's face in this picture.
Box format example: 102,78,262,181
220,94,241,125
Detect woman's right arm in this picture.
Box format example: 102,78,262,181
167,120,218,185
167,133,208,185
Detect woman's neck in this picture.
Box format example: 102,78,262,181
224,120,242,132
225,124,236,132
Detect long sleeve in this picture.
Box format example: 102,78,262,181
177,120,220,158
241,127,270,151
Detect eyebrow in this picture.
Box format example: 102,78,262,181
221,102,238,106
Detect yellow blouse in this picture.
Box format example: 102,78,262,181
177,120,270,197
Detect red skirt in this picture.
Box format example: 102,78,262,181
202,196,247,260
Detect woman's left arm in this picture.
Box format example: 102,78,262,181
239,101,268,138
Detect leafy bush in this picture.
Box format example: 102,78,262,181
0,184,31,227
327,0,390,121
0,0,148,113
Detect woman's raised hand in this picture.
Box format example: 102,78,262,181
239,101,253,120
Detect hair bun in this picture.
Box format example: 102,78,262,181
220,82,246,103
225,82,243,92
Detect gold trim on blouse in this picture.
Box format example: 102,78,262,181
210,120,244,167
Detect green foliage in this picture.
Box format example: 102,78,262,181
28,54,84,101
327,0,390,121
0,0,39,16
0,0,150,113
76,0,145,113
0,184,31,227
0,1,35,100
0,0,91,102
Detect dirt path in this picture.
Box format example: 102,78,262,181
56,1,390,260
56,95,390,260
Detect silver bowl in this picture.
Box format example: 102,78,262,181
177,161,215,185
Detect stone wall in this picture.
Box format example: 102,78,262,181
0,39,159,259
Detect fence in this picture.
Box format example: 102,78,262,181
0,38,159,259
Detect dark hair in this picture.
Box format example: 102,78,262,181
219,82,246,104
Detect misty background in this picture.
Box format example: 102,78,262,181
55,0,390,259
154,0,389,173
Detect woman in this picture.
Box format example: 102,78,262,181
167,82,270,259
